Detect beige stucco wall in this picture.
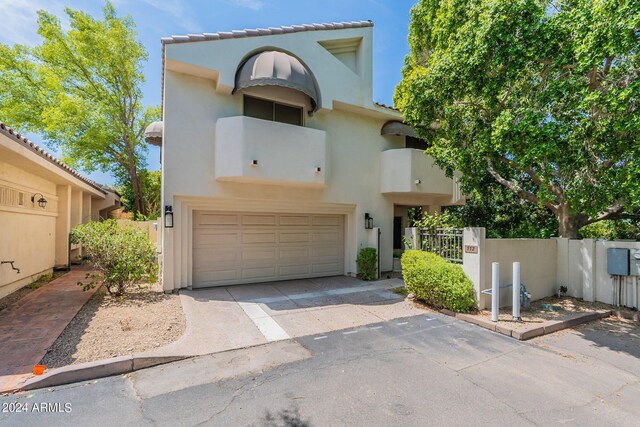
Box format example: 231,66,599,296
0,159,57,298
484,239,558,307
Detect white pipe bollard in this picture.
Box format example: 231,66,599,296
491,262,499,322
512,262,521,320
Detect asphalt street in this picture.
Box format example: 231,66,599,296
1,313,639,426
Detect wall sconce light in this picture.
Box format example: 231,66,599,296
31,193,47,209
251,159,258,166
414,179,422,185
365,213,374,230
315,167,321,173
164,205,174,228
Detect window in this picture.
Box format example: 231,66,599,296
244,95,303,126
406,136,429,151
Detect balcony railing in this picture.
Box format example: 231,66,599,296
380,149,462,204
214,116,326,187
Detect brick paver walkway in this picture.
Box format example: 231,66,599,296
0,268,99,392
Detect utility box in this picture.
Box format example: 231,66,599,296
607,248,629,276
629,249,640,276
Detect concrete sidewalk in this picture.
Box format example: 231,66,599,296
0,268,99,392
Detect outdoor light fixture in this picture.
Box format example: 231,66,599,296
315,167,321,173
414,179,422,185
252,159,258,166
365,213,374,230
164,205,174,229
31,193,47,209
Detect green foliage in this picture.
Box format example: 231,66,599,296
26,273,56,289
0,2,159,216
401,250,476,313
117,170,161,220
408,209,462,230
579,220,640,240
356,247,377,281
396,0,640,238
70,220,157,297
445,180,559,238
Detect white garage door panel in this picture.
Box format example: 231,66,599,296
193,211,344,287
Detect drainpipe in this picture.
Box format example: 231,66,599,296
377,228,381,279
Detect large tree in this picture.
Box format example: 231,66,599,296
395,0,640,238
0,2,157,215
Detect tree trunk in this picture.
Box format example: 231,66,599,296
557,208,585,239
128,165,146,216
123,134,146,216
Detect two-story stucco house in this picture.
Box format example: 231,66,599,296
152,21,463,292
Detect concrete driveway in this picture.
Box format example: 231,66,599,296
151,276,423,357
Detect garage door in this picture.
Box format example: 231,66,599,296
193,211,345,287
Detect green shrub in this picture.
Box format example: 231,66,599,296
401,250,476,313
356,247,377,280
70,220,158,297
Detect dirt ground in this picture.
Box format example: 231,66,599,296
476,295,633,329
41,282,185,368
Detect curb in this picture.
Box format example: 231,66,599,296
7,355,187,394
455,310,611,341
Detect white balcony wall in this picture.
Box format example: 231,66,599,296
215,116,326,187
380,149,455,196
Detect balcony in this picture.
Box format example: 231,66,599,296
380,149,463,205
214,116,326,187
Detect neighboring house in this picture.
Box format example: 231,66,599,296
151,20,463,291
0,123,120,298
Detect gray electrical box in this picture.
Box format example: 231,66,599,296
629,249,640,276
607,248,629,275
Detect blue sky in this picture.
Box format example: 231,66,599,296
0,0,417,185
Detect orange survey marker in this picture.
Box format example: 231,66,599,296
33,365,45,375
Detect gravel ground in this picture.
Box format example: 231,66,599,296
476,296,634,329
41,282,185,368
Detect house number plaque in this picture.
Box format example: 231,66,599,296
464,245,478,254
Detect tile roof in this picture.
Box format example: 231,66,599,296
374,102,399,112
161,20,374,45
0,122,107,194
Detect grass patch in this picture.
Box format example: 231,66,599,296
26,273,57,289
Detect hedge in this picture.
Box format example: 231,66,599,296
401,250,476,313
356,247,377,280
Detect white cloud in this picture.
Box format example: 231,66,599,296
229,0,265,11
0,0,67,45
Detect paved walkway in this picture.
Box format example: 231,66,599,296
149,276,424,358
0,268,99,392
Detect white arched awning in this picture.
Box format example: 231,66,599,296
235,51,319,111
381,121,416,138
144,121,163,146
